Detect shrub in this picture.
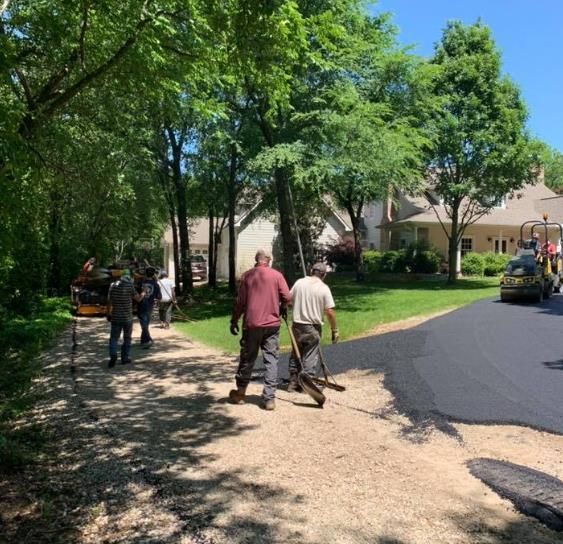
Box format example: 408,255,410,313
461,252,485,276
404,240,442,273
381,250,407,273
482,252,511,276
324,239,355,269
362,250,383,273
410,250,442,273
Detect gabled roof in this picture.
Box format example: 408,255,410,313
385,183,563,227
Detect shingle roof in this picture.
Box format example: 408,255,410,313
387,183,563,227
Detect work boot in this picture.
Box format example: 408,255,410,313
287,375,302,393
228,387,247,405
108,358,117,369
262,398,276,411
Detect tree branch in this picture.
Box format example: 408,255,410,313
0,0,10,17
12,68,34,109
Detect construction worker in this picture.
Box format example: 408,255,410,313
136,267,161,348
81,257,96,275
229,249,291,411
106,270,144,368
288,262,338,392
157,270,176,328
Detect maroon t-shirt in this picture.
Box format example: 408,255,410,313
232,263,291,329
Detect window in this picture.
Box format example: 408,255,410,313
417,227,429,242
202,249,208,254
494,238,508,254
461,237,473,256
482,194,507,209
194,249,201,254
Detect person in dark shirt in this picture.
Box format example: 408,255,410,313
107,270,144,368
229,249,291,411
136,267,161,348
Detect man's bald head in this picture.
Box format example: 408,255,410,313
255,249,272,264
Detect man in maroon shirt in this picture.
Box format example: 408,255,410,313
229,249,291,410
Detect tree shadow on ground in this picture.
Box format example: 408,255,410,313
449,505,563,543
1,318,308,543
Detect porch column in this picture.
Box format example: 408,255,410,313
456,245,461,274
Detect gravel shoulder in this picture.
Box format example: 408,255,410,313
2,317,563,543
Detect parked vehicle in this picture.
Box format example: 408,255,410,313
71,261,161,316
190,255,208,282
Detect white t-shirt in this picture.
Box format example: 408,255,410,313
158,278,175,302
290,276,335,325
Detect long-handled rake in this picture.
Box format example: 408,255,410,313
284,318,326,407
311,347,346,392
171,301,193,322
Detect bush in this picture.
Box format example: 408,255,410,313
324,239,355,269
461,252,485,276
410,250,442,273
482,252,511,276
362,250,383,273
404,241,442,274
381,250,407,273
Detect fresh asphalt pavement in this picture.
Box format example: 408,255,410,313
279,293,563,434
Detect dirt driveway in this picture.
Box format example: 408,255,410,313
2,317,563,543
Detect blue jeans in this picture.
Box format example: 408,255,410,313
109,320,133,362
138,311,152,344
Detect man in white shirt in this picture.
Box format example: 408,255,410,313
288,262,338,392
157,271,176,328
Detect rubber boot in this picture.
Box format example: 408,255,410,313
228,386,247,405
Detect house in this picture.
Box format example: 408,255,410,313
378,182,563,270
162,202,360,280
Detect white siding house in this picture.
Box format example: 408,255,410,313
162,203,363,281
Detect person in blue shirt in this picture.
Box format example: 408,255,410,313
136,267,161,348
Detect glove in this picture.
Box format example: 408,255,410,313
280,306,288,321
331,328,339,344
106,314,112,322
230,321,239,336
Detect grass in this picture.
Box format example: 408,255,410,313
0,297,72,470
174,275,500,354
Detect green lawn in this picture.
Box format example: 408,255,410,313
174,275,499,354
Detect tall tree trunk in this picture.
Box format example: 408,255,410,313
207,207,217,288
167,127,193,295
227,144,238,293
156,151,181,292
274,168,296,285
47,190,63,292
228,187,236,294
448,204,460,283
213,218,224,289
256,113,296,285
346,204,364,282
170,211,181,293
